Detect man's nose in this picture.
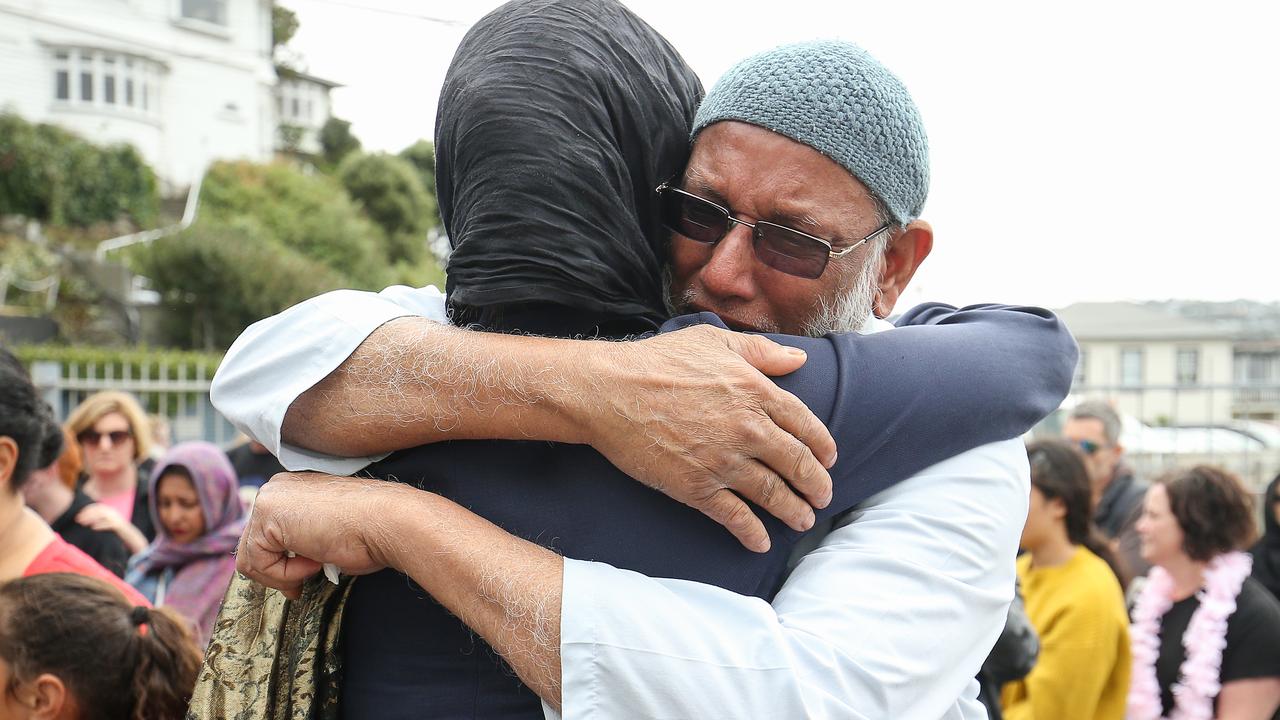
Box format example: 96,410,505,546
697,224,758,301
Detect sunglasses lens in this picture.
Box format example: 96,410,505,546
755,225,828,279
109,431,132,445
77,431,99,445
1078,440,1099,455
660,190,727,244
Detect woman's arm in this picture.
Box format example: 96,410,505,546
1217,678,1280,720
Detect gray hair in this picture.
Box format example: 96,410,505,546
1070,400,1123,446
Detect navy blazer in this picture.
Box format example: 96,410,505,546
341,304,1078,719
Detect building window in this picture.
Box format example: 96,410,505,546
103,55,117,105
1121,348,1143,387
181,0,228,26
1176,347,1199,386
54,51,70,100
51,47,161,117
1073,348,1088,388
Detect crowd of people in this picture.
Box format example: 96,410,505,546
0,347,282,717
985,402,1280,720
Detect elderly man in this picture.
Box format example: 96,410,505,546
213,5,1074,718
1063,399,1151,582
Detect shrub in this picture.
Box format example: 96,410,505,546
133,221,348,350
336,152,432,264
198,160,387,286
0,114,158,227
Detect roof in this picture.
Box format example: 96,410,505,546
277,68,342,89
1055,302,1238,342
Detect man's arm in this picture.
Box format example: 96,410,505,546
213,286,837,551
238,439,1029,718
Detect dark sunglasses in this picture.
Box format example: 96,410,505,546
656,182,889,280
77,429,133,447
1073,439,1105,456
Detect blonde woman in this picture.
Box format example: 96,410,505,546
65,391,154,554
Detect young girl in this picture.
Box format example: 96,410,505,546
0,573,201,719
1001,439,1131,720
126,442,245,646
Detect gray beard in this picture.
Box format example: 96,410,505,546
662,255,882,338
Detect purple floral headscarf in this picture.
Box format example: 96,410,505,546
132,441,246,645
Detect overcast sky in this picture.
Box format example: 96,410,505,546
280,0,1280,310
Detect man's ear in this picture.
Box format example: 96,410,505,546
0,436,18,494
13,672,69,719
874,219,933,318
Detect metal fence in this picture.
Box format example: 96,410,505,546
1044,383,1280,493
29,359,239,447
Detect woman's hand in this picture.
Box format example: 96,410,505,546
76,503,148,554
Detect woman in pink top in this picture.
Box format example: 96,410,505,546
65,390,155,554
0,350,148,607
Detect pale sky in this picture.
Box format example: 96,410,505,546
281,0,1280,310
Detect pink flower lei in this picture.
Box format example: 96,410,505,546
1127,552,1253,720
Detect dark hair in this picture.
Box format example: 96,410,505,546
1158,465,1257,562
0,573,203,720
1026,439,1127,585
0,347,60,492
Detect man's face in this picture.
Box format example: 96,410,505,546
666,121,890,335
1061,417,1121,494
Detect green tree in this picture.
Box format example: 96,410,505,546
272,4,299,49
399,139,442,229
337,152,432,264
197,160,387,286
0,114,158,228
319,117,361,168
134,222,345,350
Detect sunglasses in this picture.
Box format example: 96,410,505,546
1073,439,1106,456
656,183,889,280
77,430,133,447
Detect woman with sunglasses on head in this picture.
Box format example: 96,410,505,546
1000,439,1131,720
126,441,246,647
1128,466,1280,720
0,573,201,720
65,390,156,555
0,349,148,606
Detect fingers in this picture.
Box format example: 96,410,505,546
766,387,838,473
235,529,323,595
722,332,808,377
699,488,771,553
732,450,819,530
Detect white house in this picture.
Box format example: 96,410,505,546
0,0,332,191
1058,301,1280,425
275,68,338,156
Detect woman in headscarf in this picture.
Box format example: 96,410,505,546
126,442,245,647
1253,473,1280,602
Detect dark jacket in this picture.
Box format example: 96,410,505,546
1095,467,1150,582
49,488,131,577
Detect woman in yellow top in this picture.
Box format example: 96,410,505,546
1001,439,1131,720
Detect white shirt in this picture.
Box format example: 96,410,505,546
212,286,1030,720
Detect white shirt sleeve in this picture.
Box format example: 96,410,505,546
554,438,1031,720
210,285,448,475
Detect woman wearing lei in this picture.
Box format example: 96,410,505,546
1129,465,1280,720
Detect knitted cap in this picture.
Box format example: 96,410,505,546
692,41,929,225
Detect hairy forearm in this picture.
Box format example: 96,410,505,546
281,317,594,457
377,487,565,709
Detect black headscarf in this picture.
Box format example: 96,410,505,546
1251,474,1280,601
436,0,702,335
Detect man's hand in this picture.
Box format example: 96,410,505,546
236,472,398,599
578,325,837,552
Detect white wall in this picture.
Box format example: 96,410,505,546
1076,339,1235,424
0,0,275,190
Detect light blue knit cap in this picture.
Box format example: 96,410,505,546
692,40,929,225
